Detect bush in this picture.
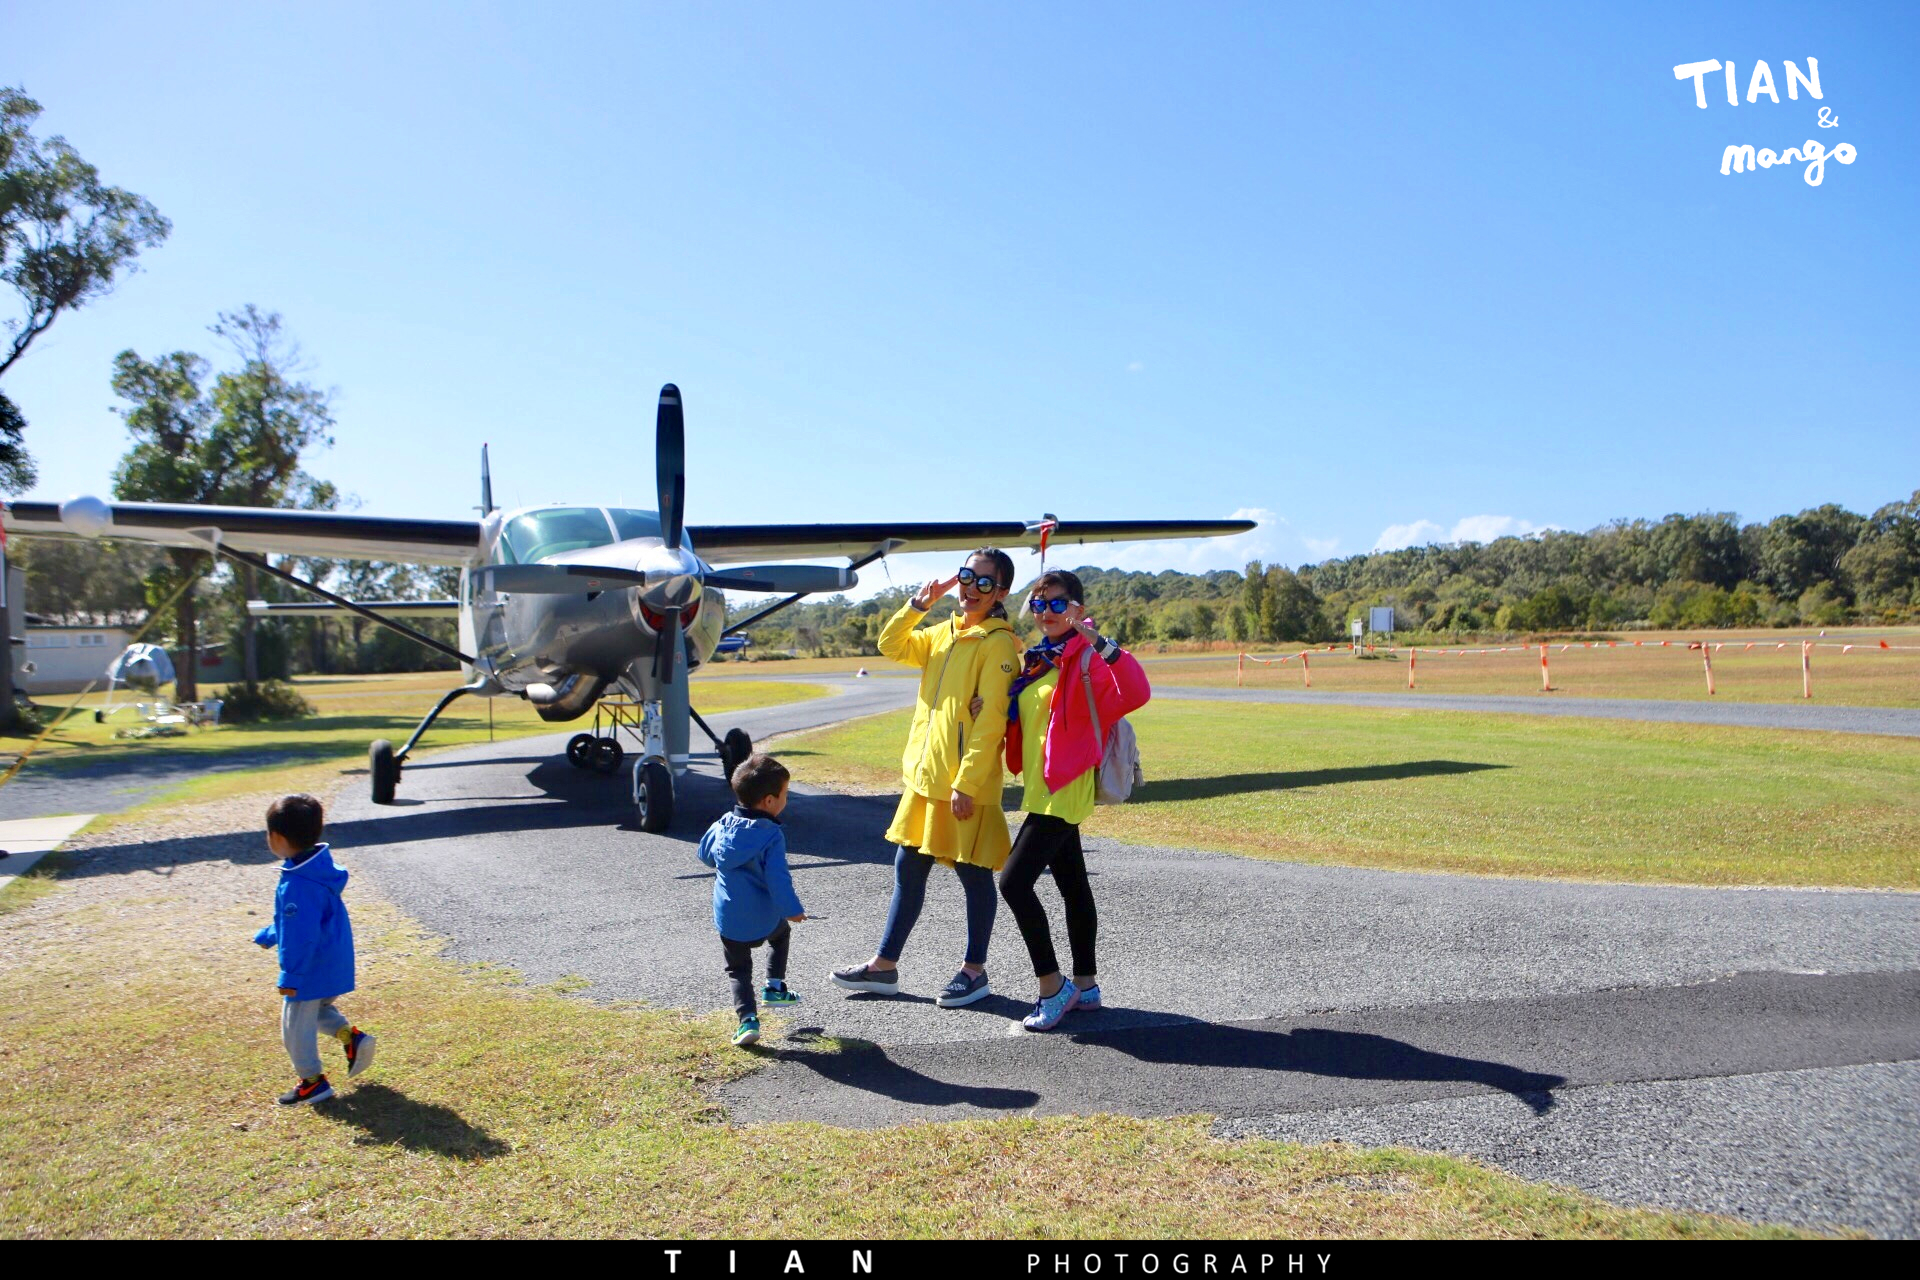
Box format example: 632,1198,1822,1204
217,679,316,723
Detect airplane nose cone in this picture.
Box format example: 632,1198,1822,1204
636,544,702,610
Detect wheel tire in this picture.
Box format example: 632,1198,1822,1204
94,710,105,724
634,760,674,833
369,739,399,805
592,736,625,774
565,733,596,769
721,728,752,782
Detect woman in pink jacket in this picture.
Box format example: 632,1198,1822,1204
999,569,1150,1031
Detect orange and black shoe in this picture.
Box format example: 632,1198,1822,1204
277,1075,335,1106
344,1028,377,1078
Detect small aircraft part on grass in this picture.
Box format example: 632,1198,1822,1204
5,385,1252,832
94,642,223,731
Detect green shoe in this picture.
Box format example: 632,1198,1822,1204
732,1016,761,1047
761,981,801,1006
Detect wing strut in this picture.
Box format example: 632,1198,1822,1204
720,543,899,639
218,547,476,666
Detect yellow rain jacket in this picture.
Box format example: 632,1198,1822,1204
878,600,1020,870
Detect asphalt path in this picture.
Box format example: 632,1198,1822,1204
311,676,1920,1237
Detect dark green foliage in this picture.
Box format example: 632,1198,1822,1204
216,679,314,723
0,388,32,492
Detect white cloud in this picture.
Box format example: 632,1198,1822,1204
1371,514,1556,553
1301,536,1341,559
1125,361,1145,373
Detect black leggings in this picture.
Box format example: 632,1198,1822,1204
998,813,1097,979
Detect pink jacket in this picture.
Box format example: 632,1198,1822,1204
1004,632,1151,794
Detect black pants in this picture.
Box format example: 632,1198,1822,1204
998,813,1097,979
722,920,791,1019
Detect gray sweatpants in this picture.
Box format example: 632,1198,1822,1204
281,997,349,1079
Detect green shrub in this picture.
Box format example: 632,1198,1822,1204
216,679,315,723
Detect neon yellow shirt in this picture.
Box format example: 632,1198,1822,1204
1018,668,1096,824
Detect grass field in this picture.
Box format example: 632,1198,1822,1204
4,671,830,764
0,804,1814,1239
774,701,1920,889
1139,627,1920,708
0,672,831,817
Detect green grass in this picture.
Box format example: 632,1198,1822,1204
0,844,1816,1239
776,701,1920,888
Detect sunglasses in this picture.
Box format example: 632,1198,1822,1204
957,567,1000,593
1028,596,1075,615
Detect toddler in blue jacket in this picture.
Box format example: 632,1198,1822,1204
697,754,805,1047
252,794,375,1105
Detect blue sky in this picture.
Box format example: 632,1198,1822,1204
4,2,1915,596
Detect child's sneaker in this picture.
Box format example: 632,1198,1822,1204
1074,981,1102,1010
344,1028,377,1078
1021,979,1080,1032
732,1016,761,1047
761,981,801,1006
277,1075,335,1106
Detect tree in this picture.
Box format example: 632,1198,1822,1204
0,87,171,490
109,309,335,698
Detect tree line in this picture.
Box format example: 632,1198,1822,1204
730,500,1920,657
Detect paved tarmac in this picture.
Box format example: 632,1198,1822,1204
313,676,1920,1238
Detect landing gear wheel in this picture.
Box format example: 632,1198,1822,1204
592,736,625,774
565,733,596,768
719,728,753,782
634,760,674,833
370,739,399,805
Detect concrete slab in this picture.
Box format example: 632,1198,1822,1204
0,812,97,886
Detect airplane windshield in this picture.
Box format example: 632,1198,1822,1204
607,508,663,542
500,507,618,563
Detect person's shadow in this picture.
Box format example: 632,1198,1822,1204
315,1083,511,1159
1072,1016,1564,1115
760,1028,1042,1113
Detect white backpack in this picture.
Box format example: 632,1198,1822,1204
1079,650,1143,804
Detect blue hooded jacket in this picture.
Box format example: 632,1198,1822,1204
252,842,356,1001
697,805,804,942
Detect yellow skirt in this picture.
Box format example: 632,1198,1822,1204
885,786,1011,871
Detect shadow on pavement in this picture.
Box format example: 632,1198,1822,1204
317,1082,511,1159
1073,1016,1564,1114
765,1028,1042,1113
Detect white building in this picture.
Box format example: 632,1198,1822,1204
16,625,134,694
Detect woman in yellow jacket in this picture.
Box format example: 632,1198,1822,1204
830,548,1021,1008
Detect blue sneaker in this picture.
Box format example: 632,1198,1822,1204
1074,981,1101,1010
732,1016,761,1047
935,970,991,1008
762,981,801,1006
1021,979,1080,1032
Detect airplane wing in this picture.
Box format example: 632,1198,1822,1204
687,519,1256,565
2,499,481,566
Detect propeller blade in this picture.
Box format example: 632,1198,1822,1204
704,565,860,594
657,384,685,551
652,607,682,684
480,563,647,594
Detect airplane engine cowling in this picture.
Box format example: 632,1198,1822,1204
525,673,608,722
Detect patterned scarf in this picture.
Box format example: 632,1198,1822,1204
1006,633,1069,727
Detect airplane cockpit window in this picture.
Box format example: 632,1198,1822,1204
500,507,618,563
608,508,663,543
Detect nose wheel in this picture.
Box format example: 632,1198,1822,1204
633,759,674,832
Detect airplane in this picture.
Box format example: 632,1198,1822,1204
4,385,1255,831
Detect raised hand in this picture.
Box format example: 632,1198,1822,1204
914,575,959,611
1072,613,1101,644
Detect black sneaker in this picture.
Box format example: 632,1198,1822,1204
277,1075,335,1106
935,970,991,1008
830,963,899,994
344,1028,377,1078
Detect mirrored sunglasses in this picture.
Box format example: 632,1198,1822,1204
957,567,999,593
1028,596,1073,615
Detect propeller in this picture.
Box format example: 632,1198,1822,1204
652,385,688,682
480,383,860,685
